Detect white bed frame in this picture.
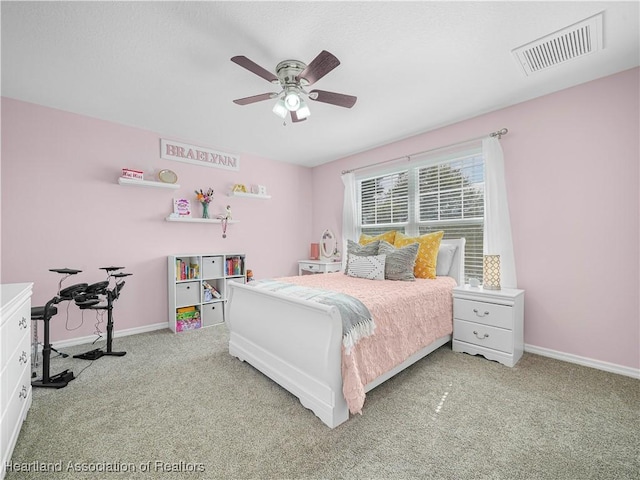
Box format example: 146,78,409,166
226,238,465,428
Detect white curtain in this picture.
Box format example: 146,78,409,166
483,137,517,288
341,172,358,271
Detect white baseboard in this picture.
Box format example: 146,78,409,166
42,326,639,380
50,322,170,350
525,343,640,380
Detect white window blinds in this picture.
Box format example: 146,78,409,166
358,152,485,281
360,170,409,230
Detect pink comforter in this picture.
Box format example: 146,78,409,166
276,274,456,415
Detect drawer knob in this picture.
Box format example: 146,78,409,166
473,330,489,340
18,351,28,365
19,316,28,329
473,308,490,317
19,385,28,400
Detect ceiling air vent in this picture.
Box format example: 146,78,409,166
512,12,603,76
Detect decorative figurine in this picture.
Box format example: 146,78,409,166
218,205,232,238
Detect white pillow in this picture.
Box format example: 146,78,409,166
346,254,386,281
436,244,458,276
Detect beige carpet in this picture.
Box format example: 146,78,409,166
6,325,639,479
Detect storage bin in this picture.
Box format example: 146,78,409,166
202,256,224,279
202,302,224,326
176,281,199,307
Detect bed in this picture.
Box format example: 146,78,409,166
226,238,465,428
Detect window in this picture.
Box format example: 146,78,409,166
360,170,409,233
357,150,484,281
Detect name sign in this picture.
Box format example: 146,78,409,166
160,139,240,171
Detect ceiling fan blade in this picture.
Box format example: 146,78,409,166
232,93,278,105
297,50,340,85
231,56,278,83
308,90,357,108
290,110,307,123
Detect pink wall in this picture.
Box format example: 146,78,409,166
1,98,313,342
3,69,638,369
312,68,640,370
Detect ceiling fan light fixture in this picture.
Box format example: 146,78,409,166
272,99,287,118
284,90,301,111
296,99,311,119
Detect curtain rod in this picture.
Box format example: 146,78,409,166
341,128,508,175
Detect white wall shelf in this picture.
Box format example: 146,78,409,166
118,177,180,189
228,191,271,199
165,216,239,224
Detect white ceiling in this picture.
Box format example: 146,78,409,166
2,1,638,167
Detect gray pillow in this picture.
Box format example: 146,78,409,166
347,239,380,255
436,243,458,276
378,240,419,281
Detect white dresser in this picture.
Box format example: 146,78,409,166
1,283,33,480
452,285,525,367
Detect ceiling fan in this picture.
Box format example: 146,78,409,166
231,50,357,123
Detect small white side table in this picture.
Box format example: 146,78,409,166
452,285,525,367
298,260,342,276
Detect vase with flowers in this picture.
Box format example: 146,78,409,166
195,188,214,219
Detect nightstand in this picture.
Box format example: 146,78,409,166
452,285,525,367
298,260,341,275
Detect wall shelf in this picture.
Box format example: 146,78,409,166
228,191,271,199
165,216,239,224
118,177,180,189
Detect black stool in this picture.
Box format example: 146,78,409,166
31,297,75,388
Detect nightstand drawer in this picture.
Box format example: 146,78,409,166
299,262,322,272
454,298,513,330
454,319,513,353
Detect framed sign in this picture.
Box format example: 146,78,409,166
161,139,240,171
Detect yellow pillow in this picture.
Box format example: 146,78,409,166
359,230,397,246
394,231,444,279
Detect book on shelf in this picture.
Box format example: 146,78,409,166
176,258,200,280
202,282,222,302
225,256,244,276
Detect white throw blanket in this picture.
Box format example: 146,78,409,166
250,279,376,354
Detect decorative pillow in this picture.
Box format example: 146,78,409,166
345,240,381,275
394,231,444,279
377,241,419,281
359,230,397,246
346,254,386,280
347,239,380,255
436,243,458,277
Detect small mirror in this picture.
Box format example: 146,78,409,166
320,229,336,260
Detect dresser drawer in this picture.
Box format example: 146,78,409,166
454,319,513,354
454,298,513,330
175,281,200,307
201,302,224,327
0,300,30,367
202,256,224,279
1,331,30,412
1,365,31,467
